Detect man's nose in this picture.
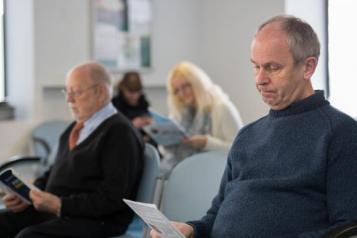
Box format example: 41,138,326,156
66,94,75,103
255,68,269,85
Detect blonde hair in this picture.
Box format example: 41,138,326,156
167,61,228,120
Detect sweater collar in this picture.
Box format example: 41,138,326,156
269,90,329,118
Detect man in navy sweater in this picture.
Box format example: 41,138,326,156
151,15,357,238
0,62,143,237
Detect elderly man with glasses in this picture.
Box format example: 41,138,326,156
0,62,144,238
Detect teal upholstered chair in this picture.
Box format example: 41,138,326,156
30,120,70,163
115,143,161,238
159,151,227,222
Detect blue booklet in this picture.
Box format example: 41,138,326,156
0,169,33,204
143,111,187,146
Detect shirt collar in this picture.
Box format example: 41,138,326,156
80,102,117,138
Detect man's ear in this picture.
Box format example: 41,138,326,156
94,84,106,103
303,56,318,80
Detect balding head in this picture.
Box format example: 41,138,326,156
67,62,113,99
257,15,320,65
65,62,113,122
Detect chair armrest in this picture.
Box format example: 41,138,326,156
31,137,51,160
0,156,41,172
322,222,357,238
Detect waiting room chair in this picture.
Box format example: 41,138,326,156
0,120,68,182
156,150,357,238
159,151,227,222
30,120,70,164
115,143,161,238
321,223,357,238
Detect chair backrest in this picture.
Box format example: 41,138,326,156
31,120,70,161
118,143,161,238
136,143,161,203
160,151,228,222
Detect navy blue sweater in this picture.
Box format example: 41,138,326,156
190,91,357,238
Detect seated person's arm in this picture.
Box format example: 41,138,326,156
296,127,357,237
182,135,207,149
30,189,61,216
183,101,242,151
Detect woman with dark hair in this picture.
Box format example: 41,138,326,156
112,71,153,129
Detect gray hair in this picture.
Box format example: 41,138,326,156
258,15,320,64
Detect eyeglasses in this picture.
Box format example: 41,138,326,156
62,84,98,98
173,83,192,95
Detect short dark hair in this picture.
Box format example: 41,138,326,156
258,15,320,64
118,71,143,92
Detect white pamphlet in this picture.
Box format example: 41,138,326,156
123,199,186,238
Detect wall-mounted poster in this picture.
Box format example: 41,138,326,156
93,0,151,72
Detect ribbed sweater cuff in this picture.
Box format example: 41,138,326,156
187,220,210,238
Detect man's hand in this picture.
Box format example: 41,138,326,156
30,189,61,215
150,221,194,238
2,193,29,212
182,135,208,149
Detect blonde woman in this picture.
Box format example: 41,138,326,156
161,61,243,174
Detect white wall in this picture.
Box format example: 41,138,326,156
1,0,286,161
143,0,201,86
34,0,91,122
197,0,284,123
6,0,35,120
0,0,35,160
285,0,327,92
0,121,32,159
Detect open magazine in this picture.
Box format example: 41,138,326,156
123,199,185,238
0,169,35,204
143,111,187,146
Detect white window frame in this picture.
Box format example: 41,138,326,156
328,0,357,118
0,0,5,102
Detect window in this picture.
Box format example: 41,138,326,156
0,0,5,102
328,0,357,118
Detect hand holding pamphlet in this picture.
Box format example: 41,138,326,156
143,111,187,146
123,199,186,238
0,169,37,204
